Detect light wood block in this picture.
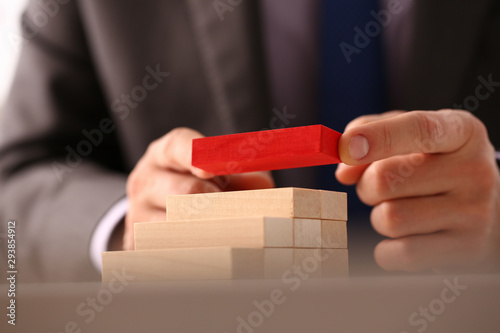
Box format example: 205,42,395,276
293,219,347,249
166,188,347,222
321,190,348,221
102,248,349,282
288,249,348,278
134,217,293,250
322,220,348,249
293,219,322,248
102,248,264,281
292,249,349,278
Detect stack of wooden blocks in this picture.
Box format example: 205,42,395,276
102,187,348,281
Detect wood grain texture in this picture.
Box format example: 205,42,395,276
102,248,348,281
321,190,348,221
293,219,322,248
321,220,348,249
102,248,262,281
166,188,347,222
292,219,347,249
134,217,293,250
192,125,342,175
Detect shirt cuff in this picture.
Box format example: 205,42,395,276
89,197,128,272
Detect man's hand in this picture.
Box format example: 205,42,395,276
336,109,500,272
122,127,274,250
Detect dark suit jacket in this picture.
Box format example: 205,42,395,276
1,0,499,282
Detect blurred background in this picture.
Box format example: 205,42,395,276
0,0,28,113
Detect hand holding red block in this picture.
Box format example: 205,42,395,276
192,125,342,175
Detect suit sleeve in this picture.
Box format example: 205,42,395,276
0,0,127,282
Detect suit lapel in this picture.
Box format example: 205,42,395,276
406,0,494,110
185,0,271,134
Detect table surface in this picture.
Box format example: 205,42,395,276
2,273,500,333
2,217,498,332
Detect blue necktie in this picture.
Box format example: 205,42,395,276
319,0,387,214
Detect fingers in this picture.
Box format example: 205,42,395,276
339,110,478,165
344,110,405,132
337,110,500,273
370,195,465,239
355,147,497,206
336,110,405,185
139,171,222,210
335,163,370,185
374,230,488,272
223,171,275,191
123,128,278,251
123,127,222,251
149,127,214,179
356,153,457,206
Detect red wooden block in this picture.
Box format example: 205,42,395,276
192,125,342,175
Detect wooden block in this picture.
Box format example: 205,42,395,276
292,249,349,278
101,248,349,282
321,190,348,221
292,219,347,249
192,125,342,175
102,248,265,281
267,249,349,278
321,220,348,249
166,187,346,222
134,217,293,250
293,219,322,248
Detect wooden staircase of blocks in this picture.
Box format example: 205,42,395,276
102,188,348,281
